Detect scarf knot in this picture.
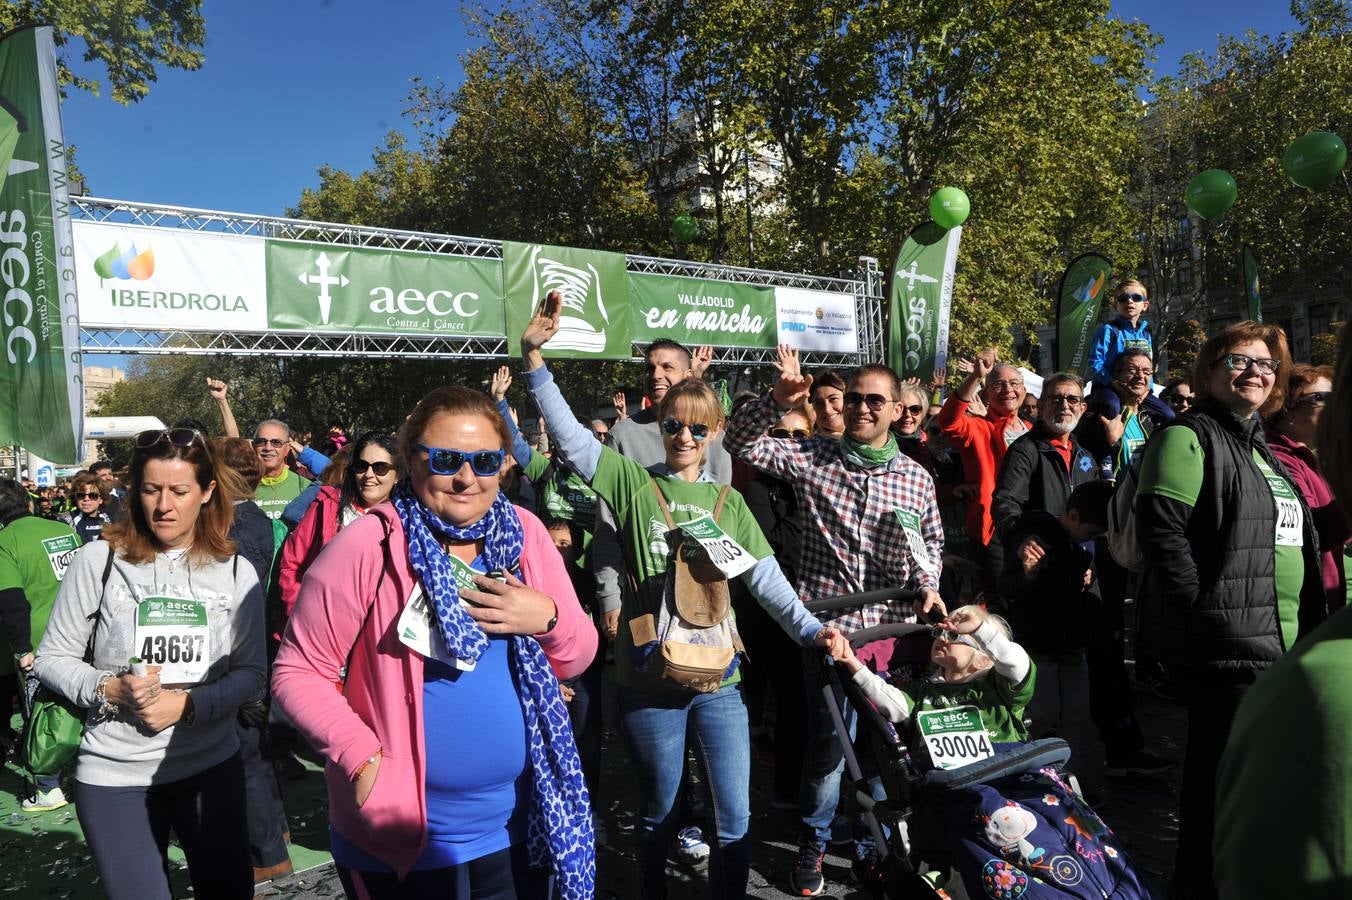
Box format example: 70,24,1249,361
841,433,899,468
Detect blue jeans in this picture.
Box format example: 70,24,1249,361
615,684,750,900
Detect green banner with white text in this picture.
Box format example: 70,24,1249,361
503,241,631,359
887,222,960,380
1242,244,1262,323
266,240,505,336
0,26,82,462
1055,252,1113,375
629,273,776,347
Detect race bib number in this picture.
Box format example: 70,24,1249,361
41,534,80,582
135,597,210,684
1265,473,1304,547
893,508,939,574
396,555,484,671
915,705,994,770
675,515,757,577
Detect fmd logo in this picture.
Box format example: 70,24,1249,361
298,252,349,325
783,322,807,332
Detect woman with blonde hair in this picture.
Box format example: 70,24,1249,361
34,428,266,899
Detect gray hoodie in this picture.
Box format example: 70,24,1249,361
33,540,266,787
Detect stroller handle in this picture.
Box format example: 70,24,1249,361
803,586,919,616
844,622,933,649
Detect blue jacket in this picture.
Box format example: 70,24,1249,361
1088,316,1153,385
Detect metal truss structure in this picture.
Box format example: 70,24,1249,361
74,196,887,367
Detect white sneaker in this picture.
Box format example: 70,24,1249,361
675,825,710,863
592,812,608,847
22,786,68,812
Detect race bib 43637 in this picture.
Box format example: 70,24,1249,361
135,597,210,684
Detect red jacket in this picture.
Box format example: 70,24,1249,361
937,397,1027,545
271,502,596,877
1266,425,1348,614
278,485,345,616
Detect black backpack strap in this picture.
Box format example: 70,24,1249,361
84,543,116,663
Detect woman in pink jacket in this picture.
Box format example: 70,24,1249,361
272,387,597,900
277,431,401,616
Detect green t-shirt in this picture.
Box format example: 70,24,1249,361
254,470,312,521
901,665,1037,745
1138,427,1304,650
589,447,774,690
526,449,600,568
0,516,82,655
1216,606,1352,899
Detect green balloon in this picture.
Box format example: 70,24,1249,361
671,215,699,243
1184,169,1237,221
1283,131,1347,190
929,187,970,229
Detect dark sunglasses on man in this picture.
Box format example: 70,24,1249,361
843,391,894,412
252,437,287,448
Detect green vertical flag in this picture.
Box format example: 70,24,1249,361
886,222,961,381
0,26,83,462
503,241,631,359
1242,244,1262,323
1055,252,1114,375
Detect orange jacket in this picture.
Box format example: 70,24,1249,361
936,397,1027,545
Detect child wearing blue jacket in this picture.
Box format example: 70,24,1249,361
1088,280,1173,424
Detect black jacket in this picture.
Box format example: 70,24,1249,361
230,500,277,592
1136,398,1324,672
991,421,1098,543
1000,509,1099,655
742,471,803,587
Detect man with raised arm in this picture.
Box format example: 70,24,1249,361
725,345,944,896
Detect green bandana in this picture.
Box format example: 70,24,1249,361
841,433,899,468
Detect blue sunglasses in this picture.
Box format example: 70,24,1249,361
661,418,711,442
413,443,505,477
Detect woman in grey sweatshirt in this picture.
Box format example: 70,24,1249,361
33,428,266,900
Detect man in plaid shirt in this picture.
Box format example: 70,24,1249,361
726,351,944,895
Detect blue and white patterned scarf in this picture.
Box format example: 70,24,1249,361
392,483,595,899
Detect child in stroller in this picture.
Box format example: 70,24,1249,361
817,600,1152,899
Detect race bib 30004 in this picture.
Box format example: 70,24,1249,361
915,705,995,770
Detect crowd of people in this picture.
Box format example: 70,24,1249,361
0,277,1348,900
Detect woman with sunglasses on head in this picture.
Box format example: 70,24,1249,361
277,432,401,618
522,294,839,900
62,472,111,544
271,387,596,900
32,428,266,900
1264,363,1346,615
1135,323,1325,900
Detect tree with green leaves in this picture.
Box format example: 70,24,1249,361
0,0,205,104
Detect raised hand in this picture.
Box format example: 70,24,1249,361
521,290,563,358
773,343,801,380
206,377,228,401
931,366,948,388
1018,536,1047,575
691,345,715,378
1100,413,1125,448
491,365,512,402
612,391,628,421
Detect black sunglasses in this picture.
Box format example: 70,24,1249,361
1116,292,1146,303
351,460,396,477
900,404,925,416
1294,391,1330,408
135,428,204,450
252,437,287,448
770,427,811,439
843,391,893,412
73,491,101,500
661,418,710,442
1164,393,1194,406
414,443,505,477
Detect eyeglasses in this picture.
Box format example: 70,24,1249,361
1293,391,1330,408
843,391,893,412
252,437,287,448
1120,367,1154,379
74,491,101,500
413,443,505,477
770,427,811,439
1217,353,1280,376
661,418,710,442
1165,393,1194,406
351,460,396,477
595,431,612,444
1046,395,1083,407
900,404,925,416
1116,292,1146,303
135,428,203,450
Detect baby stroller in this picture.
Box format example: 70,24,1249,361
804,588,1153,900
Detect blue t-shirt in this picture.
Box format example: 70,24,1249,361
332,557,530,871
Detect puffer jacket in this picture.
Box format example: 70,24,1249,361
1136,398,1324,671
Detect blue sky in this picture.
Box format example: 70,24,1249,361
61,0,1298,218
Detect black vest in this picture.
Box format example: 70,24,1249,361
1137,399,1323,671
